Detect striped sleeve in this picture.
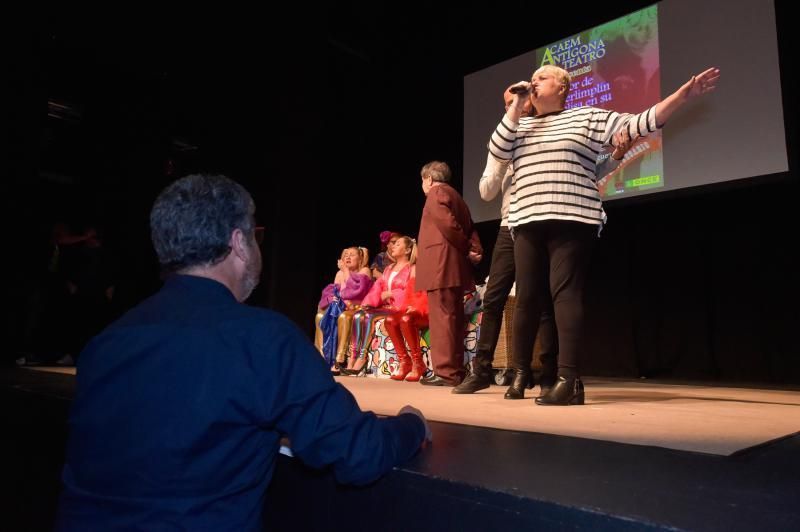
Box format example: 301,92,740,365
602,104,659,146
478,152,510,201
489,116,519,160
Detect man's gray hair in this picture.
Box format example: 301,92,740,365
150,174,255,272
420,161,452,183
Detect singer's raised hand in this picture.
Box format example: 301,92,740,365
655,67,720,127
684,67,721,99
505,81,532,123
508,81,531,94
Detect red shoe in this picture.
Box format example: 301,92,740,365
405,352,426,382
390,355,412,381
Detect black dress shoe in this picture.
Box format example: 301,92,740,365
340,360,369,377
420,374,457,387
535,377,585,405
452,372,491,394
504,369,530,400
538,378,556,398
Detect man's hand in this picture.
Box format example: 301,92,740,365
468,250,483,265
398,405,432,444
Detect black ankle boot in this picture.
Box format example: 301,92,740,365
538,376,556,398
452,371,491,394
504,369,530,400
535,376,585,405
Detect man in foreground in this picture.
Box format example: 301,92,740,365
56,174,430,531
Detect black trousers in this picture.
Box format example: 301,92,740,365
511,220,596,379
475,226,557,381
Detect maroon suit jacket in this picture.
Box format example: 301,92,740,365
416,183,482,291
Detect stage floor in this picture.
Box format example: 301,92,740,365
336,375,800,456
21,365,800,456
9,366,800,529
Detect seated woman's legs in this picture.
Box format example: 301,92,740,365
314,310,325,355
385,312,412,380
352,309,394,374
346,310,368,371
402,312,429,382
342,309,387,375
336,309,356,370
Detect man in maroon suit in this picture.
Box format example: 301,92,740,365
415,161,482,386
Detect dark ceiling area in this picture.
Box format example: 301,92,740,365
10,3,662,204
5,2,659,290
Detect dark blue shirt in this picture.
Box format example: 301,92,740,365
57,274,425,531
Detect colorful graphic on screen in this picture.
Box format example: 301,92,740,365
534,5,661,197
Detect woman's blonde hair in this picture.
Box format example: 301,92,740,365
357,246,370,269
343,246,370,270
532,65,572,104
396,236,418,265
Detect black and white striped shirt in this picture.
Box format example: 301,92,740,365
489,105,658,227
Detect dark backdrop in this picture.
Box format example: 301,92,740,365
4,2,797,383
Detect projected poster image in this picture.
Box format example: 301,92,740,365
535,5,662,198
464,0,784,223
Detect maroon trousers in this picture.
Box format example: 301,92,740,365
426,287,465,384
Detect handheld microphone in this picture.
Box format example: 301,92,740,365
509,85,529,94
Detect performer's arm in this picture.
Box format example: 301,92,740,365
478,153,511,202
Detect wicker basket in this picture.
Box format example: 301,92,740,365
492,295,542,370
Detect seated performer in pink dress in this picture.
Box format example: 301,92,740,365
385,239,430,382
344,237,416,376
